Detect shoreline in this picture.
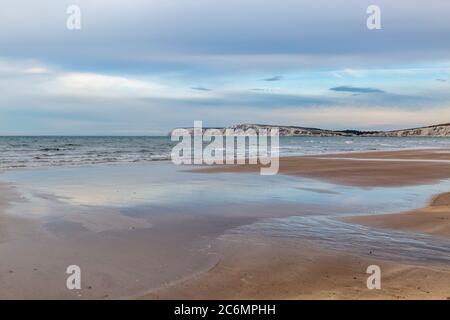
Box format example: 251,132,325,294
142,189,450,299
345,192,450,239
0,148,449,299
144,148,450,299
0,145,448,174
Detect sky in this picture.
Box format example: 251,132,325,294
0,0,450,135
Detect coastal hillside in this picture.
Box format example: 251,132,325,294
170,123,450,137
367,123,450,137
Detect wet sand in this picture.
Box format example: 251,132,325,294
1,149,450,299
0,182,24,243
195,149,450,187
142,149,450,299
0,165,356,299
143,235,450,300
143,188,450,300
346,192,450,238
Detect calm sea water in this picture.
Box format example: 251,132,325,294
0,136,450,170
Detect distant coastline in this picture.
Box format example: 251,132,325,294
171,123,450,137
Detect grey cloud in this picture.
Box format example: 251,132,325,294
1,0,449,71
330,86,385,93
190,86,212,91
262,76,282,82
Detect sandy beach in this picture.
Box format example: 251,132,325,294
143,235,450,300
346,192,450,238
0,149,450,299
3,0,450,307
144,149,450,299
195,149,450,187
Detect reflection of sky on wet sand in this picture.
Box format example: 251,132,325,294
3,161,450,215
2,161,450,268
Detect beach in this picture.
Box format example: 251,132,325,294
3,0,450,307
143,235,450,300
0,148,449,299
195,149,450,187
346,192,450,238
147,149,450,299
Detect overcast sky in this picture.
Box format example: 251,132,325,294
1,0,449,135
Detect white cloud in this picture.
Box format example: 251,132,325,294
1,56,450,134
0,58,219,102
24,66,50,74
51,72,166,97
0,59,51,75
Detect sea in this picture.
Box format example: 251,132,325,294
0,136,450,170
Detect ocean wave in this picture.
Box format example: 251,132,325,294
1,136,450,171
39,147,61,151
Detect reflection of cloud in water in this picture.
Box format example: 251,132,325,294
5,188,152,232
3,162,449,212
3,161,450,239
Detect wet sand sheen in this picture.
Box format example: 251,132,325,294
195,149,450,187
0,149,450,299
145,149,450,299
345,192,450,238
143,235,450,300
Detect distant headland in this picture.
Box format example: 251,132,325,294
170,123,450,137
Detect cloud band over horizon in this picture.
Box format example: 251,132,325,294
0,0,449,135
